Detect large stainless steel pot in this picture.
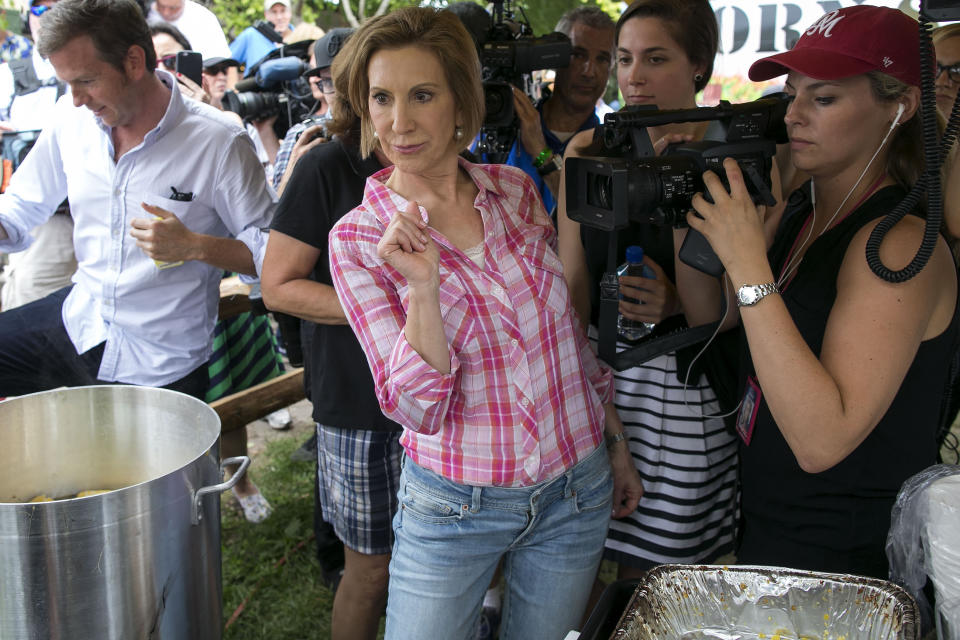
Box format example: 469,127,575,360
0,385,248,640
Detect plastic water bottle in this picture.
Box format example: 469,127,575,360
617,245,657,341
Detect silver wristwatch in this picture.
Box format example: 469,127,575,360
736,282,779,307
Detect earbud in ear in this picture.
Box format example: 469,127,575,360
892,102,905,128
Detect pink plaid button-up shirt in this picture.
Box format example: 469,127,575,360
329,159,613,487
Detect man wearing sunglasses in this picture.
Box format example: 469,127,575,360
0,0,275,399
0,0,75,312
201,56,240,111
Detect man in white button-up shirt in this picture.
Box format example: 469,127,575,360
0,0,275,398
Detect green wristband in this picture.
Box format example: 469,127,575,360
532,146,552,168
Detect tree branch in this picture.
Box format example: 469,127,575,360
341,0,359,27
373,0,389,18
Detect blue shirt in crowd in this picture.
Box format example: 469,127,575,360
230,23,293,75
483,100,599,215
0,32,32,64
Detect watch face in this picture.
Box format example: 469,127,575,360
738,287,759,306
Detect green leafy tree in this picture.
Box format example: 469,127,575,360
207,0,622,41
516,0,618,34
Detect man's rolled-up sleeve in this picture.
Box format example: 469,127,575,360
212,132,276,268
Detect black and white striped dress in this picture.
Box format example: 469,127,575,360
600,345,738,568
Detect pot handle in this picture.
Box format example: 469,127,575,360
192,455,251,525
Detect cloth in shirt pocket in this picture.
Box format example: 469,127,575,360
518,240,570,316
139,192,195,223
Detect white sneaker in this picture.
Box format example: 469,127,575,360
232,486,272,523
266,408,292,430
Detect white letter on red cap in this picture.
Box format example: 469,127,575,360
806,10,845,38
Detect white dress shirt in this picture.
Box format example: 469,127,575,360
0,70,276,386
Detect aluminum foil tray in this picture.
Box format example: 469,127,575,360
611,565,920,640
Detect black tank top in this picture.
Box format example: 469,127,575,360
737,184,960,578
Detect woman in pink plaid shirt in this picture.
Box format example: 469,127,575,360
328,7,644,640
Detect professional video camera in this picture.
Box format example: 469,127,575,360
566,95,789,276
563,95,788,370
222,40,316,138
474,0,572,162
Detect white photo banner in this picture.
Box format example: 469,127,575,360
706,0,914,101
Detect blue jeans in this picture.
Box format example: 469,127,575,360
385,444,613,640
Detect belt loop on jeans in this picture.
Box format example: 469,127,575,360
470,485,482,513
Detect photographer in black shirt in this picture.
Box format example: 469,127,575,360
260,38,399,640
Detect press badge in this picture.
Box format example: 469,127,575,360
735,375,762,446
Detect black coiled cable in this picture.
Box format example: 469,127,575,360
864,7,955,283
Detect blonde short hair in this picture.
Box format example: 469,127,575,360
332,6,483,158
285,23,324,44
934,22,960,45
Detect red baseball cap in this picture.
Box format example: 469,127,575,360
749,6,921,88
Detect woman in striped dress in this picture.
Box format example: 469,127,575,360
205,283,286,523
557,0,737,578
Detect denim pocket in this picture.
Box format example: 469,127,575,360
400,478,466,526
572,465,613,515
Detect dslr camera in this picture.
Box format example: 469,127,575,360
474,0,572,162
565,95,789,275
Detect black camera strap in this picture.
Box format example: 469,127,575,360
253,20,284,44
597,231,621,366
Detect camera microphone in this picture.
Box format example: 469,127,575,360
254,56,307,89
234,77,261,92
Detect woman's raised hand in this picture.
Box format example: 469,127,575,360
688,157,769,280
377,200,440,289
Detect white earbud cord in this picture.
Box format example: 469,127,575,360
777,109,901,289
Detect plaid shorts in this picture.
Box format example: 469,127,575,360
316,424,403,556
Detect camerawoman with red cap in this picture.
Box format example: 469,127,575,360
676,5,959,578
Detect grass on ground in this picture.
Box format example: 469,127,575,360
220,435,342,640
